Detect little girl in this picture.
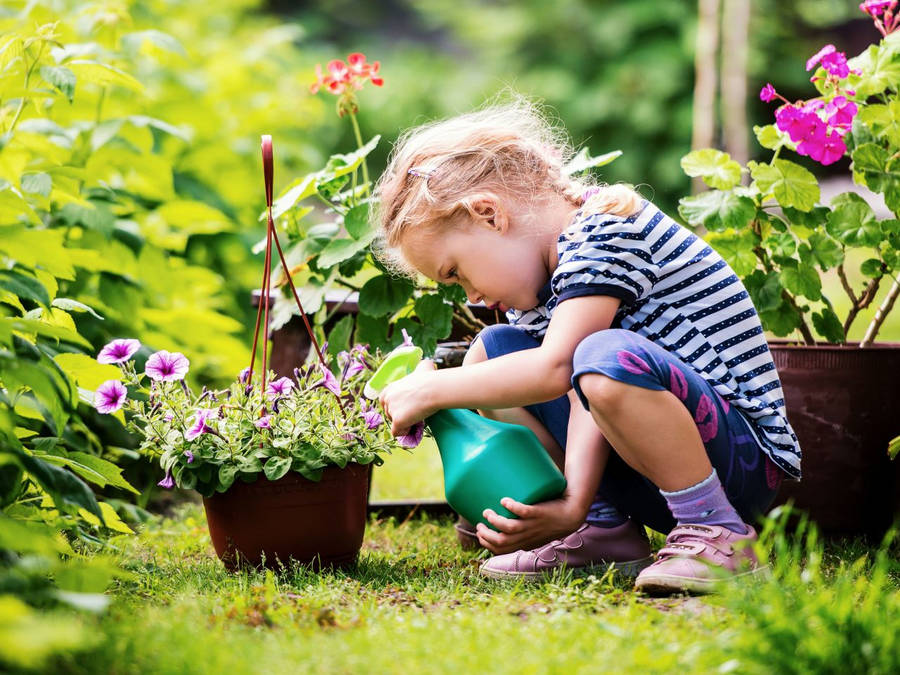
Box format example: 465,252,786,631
373,98,800,595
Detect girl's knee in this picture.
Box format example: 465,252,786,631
577,372,625,412
471,323,541,360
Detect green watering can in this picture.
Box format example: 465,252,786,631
364,344,567,529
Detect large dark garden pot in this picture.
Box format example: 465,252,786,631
768,342,900,536
202,463,371,571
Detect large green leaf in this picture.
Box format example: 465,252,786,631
316,229,377,268
37,451,138,494
677,190,755,232
826,192,881,248
263,455,291,481
680,149,742,190
779,261,822,301
359,274,415,317
0,269,51,307
414,294,453,340
14,448,103,520
706,230,759,276
749,159,819,212
39,65,76,102
563,148,622,176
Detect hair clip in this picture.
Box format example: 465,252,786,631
407,166,436,180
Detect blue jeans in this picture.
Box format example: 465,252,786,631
474,325,782,533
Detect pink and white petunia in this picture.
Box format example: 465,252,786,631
254,415,272,429
185,408,217,441
97,338,141,364
145,350,190,381
266,377,294,396
94,380,127,414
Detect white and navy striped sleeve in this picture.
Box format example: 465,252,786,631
550,210,661,307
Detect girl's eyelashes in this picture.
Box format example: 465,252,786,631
446,267,457,281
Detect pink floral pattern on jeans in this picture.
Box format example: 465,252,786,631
694,393,719,442
616,350,652,375
669,365,689,401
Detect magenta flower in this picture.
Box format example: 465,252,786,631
158,469,174,489
254,415,272,429
97,338,141,364
94,379,127,414
361,403,383,430
860,0,896,19
759,83,777,102
183,450,194,463
266,377,294,396
775,104,822,143
397,421,425,448
185,408,217,441
145,350,190,381
798,126,847,166
825,96,858,133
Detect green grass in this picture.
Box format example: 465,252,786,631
39,503,900,675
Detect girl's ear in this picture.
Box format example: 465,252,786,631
465,194,508,233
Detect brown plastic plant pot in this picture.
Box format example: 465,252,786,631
769,341,900,535
202,462,371,572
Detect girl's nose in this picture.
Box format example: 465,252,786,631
465,289,482,304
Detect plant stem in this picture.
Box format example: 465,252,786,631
860,275,899,347
782,290,816,345
349,112,370,197
7,42,45,135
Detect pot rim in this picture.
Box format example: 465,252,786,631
768,339,900,350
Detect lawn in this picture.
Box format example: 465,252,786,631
42,500,900,675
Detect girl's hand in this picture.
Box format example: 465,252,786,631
475,492,589,554
379,359,439,437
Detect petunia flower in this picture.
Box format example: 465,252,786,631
183,450,194,463
97,338,141,364
94,380,127,414
267,376,294,396
400,328,414,347
185,408,217,441
145,350,190,381
346,359,365,378
239,367,251,384
313,364,341,396
397,421,425,448
361,404,383,430
157,469,174,489
254,415,272,429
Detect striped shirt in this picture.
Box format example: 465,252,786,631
506,200,802,479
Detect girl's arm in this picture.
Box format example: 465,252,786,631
476,389,611,553
380,294,620,436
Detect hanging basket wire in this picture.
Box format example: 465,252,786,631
247,135,327,413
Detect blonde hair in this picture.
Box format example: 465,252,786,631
373,95,642,279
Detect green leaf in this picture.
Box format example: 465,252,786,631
744,270,782,313
680,149,742,190
217,464,237,492
781,206,829,229
806,232,844,270
758,301,802,337
414,294,453,340
860,258,884,278
326,315,354,358
344,204,371,240
317,229,376,268
359,275,415,317
763,231,797,260
812,308,845,343
849,43,900,98
850,143,900,213
858,102,900,147
355,312,389,351
826,192,881,247
753,124,784,151
0,269,50,307
38,452,138,494
706,230,758,276
66,60,143,92
328,135,381,178
263,456,291,481
780,262,822,301
749,159,819,212
20,172,51,197
563,148,622,175
15,449,102,520
677,191,755,232
50,298,104,320
39,65,75,102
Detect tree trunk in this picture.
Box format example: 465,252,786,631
691,0,721,193
721,0,751,172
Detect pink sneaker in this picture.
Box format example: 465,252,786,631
634,523,766,595
479,520,653,581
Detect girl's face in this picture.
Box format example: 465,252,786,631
400,197,566,312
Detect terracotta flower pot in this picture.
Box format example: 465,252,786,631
202,462,371,571
769,341,900,535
